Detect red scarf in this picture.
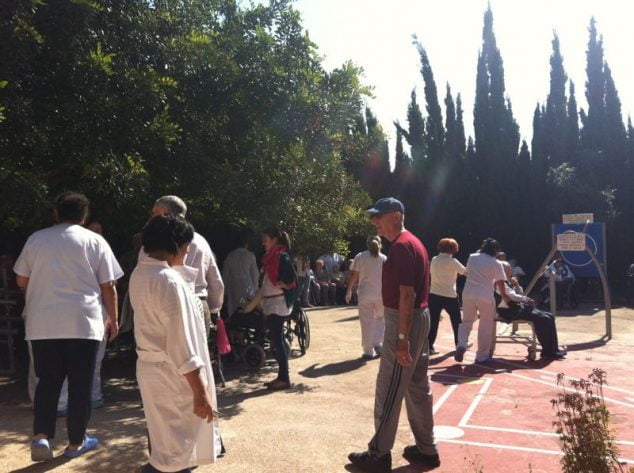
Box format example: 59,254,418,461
262,244,286,284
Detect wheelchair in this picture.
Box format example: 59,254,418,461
225,304,310,368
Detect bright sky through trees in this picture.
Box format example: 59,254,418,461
294,0,634,149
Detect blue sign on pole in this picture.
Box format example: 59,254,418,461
552,223,606,277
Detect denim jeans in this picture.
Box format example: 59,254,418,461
268,314,289,381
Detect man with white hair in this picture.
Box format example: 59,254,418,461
348,197,439,472
146,195,224,337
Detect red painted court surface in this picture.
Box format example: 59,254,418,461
417,307,634,473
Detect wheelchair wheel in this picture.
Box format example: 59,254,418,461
527,346,537,362
296,309,310,354
243,343,266,368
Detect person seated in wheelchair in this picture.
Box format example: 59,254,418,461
225,300,266,348
497,262,566,360
540,255,577,308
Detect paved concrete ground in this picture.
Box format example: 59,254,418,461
1,304,633,472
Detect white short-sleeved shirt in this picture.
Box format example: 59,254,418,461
430,253,467,298
14,223,124,341
350,250,387,301
461,251,506,301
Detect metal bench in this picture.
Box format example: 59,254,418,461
493,316,538,361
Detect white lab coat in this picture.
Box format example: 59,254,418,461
222,247,259,317
130,258,221,472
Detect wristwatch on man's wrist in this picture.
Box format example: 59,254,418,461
397,332,407,340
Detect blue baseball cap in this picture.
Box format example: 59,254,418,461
366,197,405,216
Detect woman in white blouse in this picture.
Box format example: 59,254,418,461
130,215,221,473
428,238,467,355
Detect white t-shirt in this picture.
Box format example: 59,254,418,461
462,251,506,301
430,253,467,298
14,223,124,341
350,250,387,301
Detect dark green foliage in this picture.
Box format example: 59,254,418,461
0,0,374,258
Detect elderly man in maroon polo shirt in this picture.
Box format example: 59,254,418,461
348,198,440,473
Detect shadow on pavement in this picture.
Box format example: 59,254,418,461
564,334,609,352
9,455,72,473
345,462,436,473
298,358,368,378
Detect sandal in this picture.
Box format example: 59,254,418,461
64,435,99,458
31,438,53,462
267,379,291,391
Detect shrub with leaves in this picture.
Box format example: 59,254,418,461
551,369,626,473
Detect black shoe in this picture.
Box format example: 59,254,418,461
454,345,465,362
541,350,566,360
348,451,391,473
402,445,441,469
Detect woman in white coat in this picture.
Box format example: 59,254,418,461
455,238,507,364
346,236,387,360
130,215,221,473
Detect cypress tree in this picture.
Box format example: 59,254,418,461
414,37,444,164
405,89,426,169
392,124,412,201
627,117,634,167
531,104,547,178
603,62,627,166
473,4,520,235
518,140,530,167
566,81,580,164
545,33,568,165
444,84,457,163
581,17,605,152
455,93,466,160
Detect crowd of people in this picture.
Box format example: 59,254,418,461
10,191,571,472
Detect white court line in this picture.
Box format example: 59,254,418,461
433,384,457,415
439,349,634,409
437,439,634,464
438,438,562,456
462,424,634,446
507,371,634,409
437,342,634,396
488,354,634,397
458,378,493,427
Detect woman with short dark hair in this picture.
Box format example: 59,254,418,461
260,227,297,390
428,238,466,355
130,215,221,473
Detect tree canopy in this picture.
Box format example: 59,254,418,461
0,0,376,258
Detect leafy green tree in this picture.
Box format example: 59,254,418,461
0,0,373,259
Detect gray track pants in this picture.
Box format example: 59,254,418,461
368,307,437,456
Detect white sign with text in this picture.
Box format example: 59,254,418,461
557,232,586,251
